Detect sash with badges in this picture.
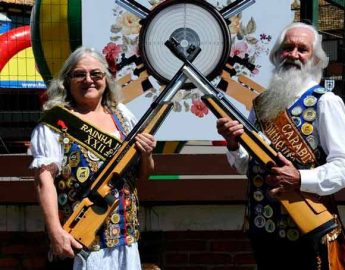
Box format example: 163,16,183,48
40,105,125,161
256,85,327,168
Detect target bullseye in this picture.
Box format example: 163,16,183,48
139,0,230,86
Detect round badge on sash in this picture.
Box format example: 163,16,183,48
303,95,317,107
253,175,264,187
291,106,303,116
58,193,68,206
87,150,100,161
253,190,264,202
301,123,314,135
254,215,266,228
254,204,263,215
265,219,276,233
58,180,66,190
69,151,80,167
278,229,286,238
314,87,326,94
76,167,90,183
61,165,71,179
263,205,274,218
292,116,302,127
302,108,317,122
287,228,300,241
111,213,120,224
306,135,318,150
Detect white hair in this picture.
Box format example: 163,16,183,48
43,47,121,111
269,22,329,70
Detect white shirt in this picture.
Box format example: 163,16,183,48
226,80,345,196
30,103,137,171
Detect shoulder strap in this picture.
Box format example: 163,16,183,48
40,106,121,160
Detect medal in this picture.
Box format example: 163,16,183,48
61,165,71,179
69,151,80,167
265,219,276,233
303,95,317,107
263,205,274,218
58,193,68,206
253,190,264,202
313,87,326,94
253,175,264,187
254,204,263,214
76,167,90,183
287,229,300,241
306,135,318,150
301,123,313,135
111,213,120,224
302,108,317,122
291,106,303,116
87,150,100,161
254,215,266,228
292,116,302,127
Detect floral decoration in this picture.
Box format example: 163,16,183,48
104,0,272,119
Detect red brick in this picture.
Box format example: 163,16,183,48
166,240,207,251
165,231,244,240
165,267,207,270
23,257,47,269
210,240,252,252
165,253,189,264
0,257,20,268
190,253,232,264
233,253,257,265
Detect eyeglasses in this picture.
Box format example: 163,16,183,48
69,70,106,82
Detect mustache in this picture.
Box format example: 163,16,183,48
279,58,303,69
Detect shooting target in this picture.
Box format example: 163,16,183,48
139,0,230,85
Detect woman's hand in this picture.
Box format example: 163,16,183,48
48,226,83,258
135,133,156,157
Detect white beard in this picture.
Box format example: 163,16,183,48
256,58,323,121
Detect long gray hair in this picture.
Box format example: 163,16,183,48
269,22,329,70
43,47,120,111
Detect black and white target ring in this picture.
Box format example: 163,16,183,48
139,0,231,86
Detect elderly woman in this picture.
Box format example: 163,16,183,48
30,47,156,270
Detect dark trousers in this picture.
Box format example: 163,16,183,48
250,235,328,270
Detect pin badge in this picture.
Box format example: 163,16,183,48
253,190,264,202
291,106,303,116
306,135,318,150
301,123,313,135
302,108,317,122
292,116,302,127
263,205,274,218
265,219,276,233
254,215,266,228
303,95,317,107
76,167,90,183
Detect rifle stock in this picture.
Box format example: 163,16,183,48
202,95,337,238
63,103,173,249
166,47,337,241
63,43,201,254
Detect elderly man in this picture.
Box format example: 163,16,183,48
217,22,345,270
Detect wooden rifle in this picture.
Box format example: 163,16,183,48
63,44,201,257
165,38,337,241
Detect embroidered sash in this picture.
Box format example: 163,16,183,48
40,106,122,161
256,110,317,167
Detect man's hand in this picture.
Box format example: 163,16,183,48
266,152,301,196
216,118,244,151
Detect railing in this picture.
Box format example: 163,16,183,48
1,154,345,204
